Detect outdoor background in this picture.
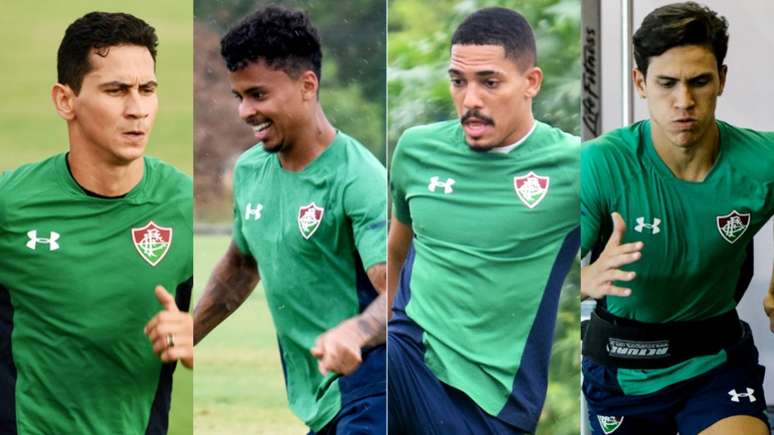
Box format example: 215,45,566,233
193,0,385,433
0,2,193,434
389,0,581,434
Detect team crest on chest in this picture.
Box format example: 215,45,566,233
513,171,550,209
716,210,750,244
131,221,173,266
298,203,325,240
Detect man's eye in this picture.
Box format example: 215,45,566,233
450,78,464,87
484,80,499,89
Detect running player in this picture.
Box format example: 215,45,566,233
388,7,580,434
192,6,387,434
0,12,193,434
581,3,773,434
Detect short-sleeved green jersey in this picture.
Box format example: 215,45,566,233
231,131,386,431
0,153,193,434
581,120,774,394
390,120,580,429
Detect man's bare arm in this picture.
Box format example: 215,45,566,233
193,241,260,344
387,215,413,312
310,262,386,375
356,263,387,346
764,227,774,333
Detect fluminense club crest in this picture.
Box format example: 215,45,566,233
298,202,325,240
132,221,173,266
514,171,550,209
597,416,624,434
716,210,750,244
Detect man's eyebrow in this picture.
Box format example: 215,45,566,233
447,68,503,77
655,73,713,81
98,80,158,88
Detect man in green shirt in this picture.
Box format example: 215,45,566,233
581,3,773,434
388,7,579,434
193,6,387,433
0,12,193,434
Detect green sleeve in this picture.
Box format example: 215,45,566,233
344,160,387,270
389,131,412,225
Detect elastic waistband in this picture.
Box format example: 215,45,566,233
582,308,743,369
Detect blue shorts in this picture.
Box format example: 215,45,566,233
310,346,386,435
388,313,528,435
583,324,769,434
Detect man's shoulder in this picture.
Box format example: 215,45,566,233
582,122,643,163
145,156,192,192
0,154,61,196
334,131,385,171
719,120,774,154
718,120,774,182
234,143,271,169
531,121,580,155
398,120,459,148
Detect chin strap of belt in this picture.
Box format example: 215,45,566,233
581,308,744,369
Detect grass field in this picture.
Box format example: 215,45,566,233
194,234,306,434
0,2,193,433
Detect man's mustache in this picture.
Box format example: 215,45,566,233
460,110,495,126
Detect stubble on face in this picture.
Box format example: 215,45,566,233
448,44,536,151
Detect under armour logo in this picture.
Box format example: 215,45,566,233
27,230,60,251
729,388,756,403
245,203,263,220
634,217,661,234
428,176,455,194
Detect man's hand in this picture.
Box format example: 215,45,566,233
310,318,366,376
145,286,193,369
581,212,643,299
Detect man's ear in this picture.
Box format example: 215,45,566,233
52,83,76,121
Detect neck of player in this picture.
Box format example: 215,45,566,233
67,149,144,197
279,106,336,172
651,120,719,182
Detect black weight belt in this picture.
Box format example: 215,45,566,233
581,308,743,369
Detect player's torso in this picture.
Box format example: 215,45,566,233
234,156,361,329
0,159,192,433
400,123,579,311
605,127,773,321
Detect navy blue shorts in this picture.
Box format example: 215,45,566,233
388,314,528,435
310,345,386,435
583,324,769,435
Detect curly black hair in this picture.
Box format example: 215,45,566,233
57,11,158,94
451,7,536,70
633,2,729,76
220,5,322,81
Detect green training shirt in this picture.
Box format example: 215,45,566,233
0,153,193,434
390,120,580,427
581,120,774,394
231,131,386,431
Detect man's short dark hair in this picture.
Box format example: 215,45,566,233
451,7,536,70
57,12,158,94
633,2,729,76
220,6,322,82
